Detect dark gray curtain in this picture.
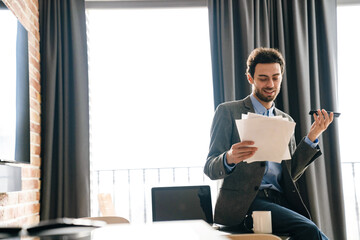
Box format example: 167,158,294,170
39,0,90,219
208,0,346,239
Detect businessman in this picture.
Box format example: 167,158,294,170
204,47,333,239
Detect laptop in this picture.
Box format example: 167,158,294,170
151,185,213,224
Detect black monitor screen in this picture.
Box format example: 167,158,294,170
151,185,213,224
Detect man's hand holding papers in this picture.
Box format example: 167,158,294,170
235,113,296,163
225,140,258,165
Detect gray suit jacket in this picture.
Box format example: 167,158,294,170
204,96,322,226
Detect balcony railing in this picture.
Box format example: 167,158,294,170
91,162,360,239
90,166,217,223
341,162,360,240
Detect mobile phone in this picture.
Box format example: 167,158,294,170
309,110,340,117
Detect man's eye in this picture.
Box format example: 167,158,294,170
259,78,267,81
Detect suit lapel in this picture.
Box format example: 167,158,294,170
242,95,255,113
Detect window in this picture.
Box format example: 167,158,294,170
86,4,216,222
337,4,360,240
0,12,17,157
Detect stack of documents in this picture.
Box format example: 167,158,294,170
235,113,296,163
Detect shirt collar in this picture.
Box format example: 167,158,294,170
250,94,275,117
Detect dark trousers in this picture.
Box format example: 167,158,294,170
246,189,329,240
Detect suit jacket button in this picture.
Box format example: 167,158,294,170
254,186,259,191
219,170,223,175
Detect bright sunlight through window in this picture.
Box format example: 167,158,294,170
86,8,213,170
337,5,360,240
86,7,216,221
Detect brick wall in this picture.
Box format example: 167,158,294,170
0,0,40,227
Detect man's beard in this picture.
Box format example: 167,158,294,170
254,88,278,103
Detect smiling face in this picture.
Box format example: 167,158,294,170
247,63,282,109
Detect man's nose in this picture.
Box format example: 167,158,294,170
266,79,275,88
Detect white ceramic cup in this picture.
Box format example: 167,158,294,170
252,211,272,234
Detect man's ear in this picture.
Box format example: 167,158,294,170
247,74,254,84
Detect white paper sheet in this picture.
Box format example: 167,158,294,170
235,115,295,163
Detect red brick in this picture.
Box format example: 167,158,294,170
9,1,22,20
0,192,19,206
33,90,41,104
31,156,41,167
0,206,16,221
31,0,38,9
0,208,4,221
30,109,41,125
26,214,40,225
30,66,41,86
0,193,9,206
22,167,40,179
30,54,40,70
35,191,40,201
15,204,25,218
25,202,40,215
30,76,41,93
30,132,41,145
16,0,26,12
30,144,41,156
32,68,40,82
30,12,39,31
30,98,41,113
32,203,40,213
22,179,40,190
18,191,37,203
28,33,40,53
30,122,41,135
30,87,36,99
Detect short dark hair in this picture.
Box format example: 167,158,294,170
246,47,285,78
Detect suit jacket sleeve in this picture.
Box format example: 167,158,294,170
286,135,322,182
204,103,238,180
